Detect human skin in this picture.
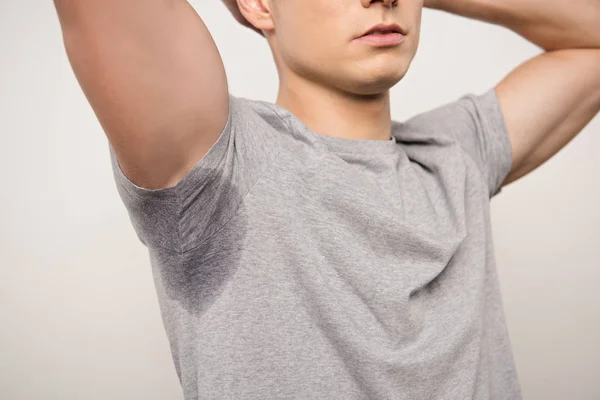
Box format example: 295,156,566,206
226,0,424,144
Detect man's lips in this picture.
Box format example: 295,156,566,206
355,32,406,46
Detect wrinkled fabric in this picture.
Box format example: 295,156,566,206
108,88,520,400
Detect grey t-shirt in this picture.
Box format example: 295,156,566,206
108,88,520,400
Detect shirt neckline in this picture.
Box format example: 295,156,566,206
309,129,398,155
260,99,399,155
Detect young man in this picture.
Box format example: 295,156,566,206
52,0,599,398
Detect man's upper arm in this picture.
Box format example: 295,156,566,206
494,49,600,187
54,0,229,190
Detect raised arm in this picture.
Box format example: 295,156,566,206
53,0,229,190
425,0,600,187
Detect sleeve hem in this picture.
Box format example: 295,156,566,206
477,88,513,198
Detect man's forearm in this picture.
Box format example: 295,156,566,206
426,0,600,51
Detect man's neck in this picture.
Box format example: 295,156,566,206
275,74,393,142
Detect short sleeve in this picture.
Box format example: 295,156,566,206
404,88,513,199
108,92,283,252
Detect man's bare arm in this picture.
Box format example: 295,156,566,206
53,0,229,190
425,0,600,187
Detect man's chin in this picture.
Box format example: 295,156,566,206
341,70,406,96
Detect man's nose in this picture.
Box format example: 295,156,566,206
360,0,398,8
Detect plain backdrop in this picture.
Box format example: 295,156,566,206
1,1,599,399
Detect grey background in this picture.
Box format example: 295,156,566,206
1,1,598,399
